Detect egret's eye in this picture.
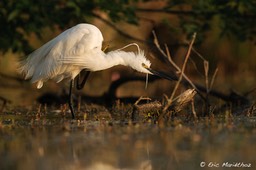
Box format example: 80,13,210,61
142,63,149,68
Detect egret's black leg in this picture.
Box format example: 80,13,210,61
68,79,75,119
68,70,90,119
76,70,91,90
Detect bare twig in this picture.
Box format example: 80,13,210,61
159,89,197,121
172,89,197,113
77,95,81,112
192,47,220,116
153,31,216,115
204,61,209,93
152,31,169,57
150,44,248,104
134,96,151,106
203,60,210,115
161,33,197,112
191,99,197,119
191,47,205,60
152,31,197,92
191,47,219,93
170,33,197,101
209,68,218,91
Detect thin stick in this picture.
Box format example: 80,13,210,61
177,32,197,90
165,44,181,73
192,47,205,60
191,99,197,119
166,33,197,109
153,31,197,90
165,46,198,91
192,46,219,116
204,61,209,93
134,96,151,106
77,95,81,113
152,31,169,58
153,31,209,102
203,60,210,116
192,47,219,92
210,68,218,91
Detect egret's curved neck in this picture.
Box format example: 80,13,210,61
92,50,132,71
89,49,150,74
105,50,131,66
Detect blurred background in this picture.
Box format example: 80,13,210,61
0,0,255,107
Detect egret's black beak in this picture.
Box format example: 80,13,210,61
142,63,177,81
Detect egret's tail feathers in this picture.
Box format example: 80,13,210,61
18,57,45,88
18,59,32,79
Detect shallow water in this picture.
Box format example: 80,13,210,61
0,113,256,170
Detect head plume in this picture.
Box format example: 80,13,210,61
115,43,152,74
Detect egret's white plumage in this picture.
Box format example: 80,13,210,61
19,23,151,89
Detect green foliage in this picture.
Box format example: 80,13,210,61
167,0,256,42
0,0,255,54
0,0,138,54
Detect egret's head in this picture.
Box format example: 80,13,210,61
116,43,177,83
110,43,176,86
115,43,152,74
118,44,175,80
128,50,152,74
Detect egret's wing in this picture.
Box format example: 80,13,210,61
58,26,104,70
19,24,98,88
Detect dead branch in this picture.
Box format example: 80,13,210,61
191,99,197,119
170,33,196,101
134,96,152,106
170,89,197,113
151,70,249,104
162,33,197,112
152,32,249,105
132,89,196,122
152,31,198,92
210,68,218,90
92,12,146,43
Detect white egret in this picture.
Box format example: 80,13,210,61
19,23,165,119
